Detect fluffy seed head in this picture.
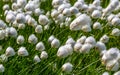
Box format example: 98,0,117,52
81,25,91,32
9,27,18,38
18,47,29,56
44,25,50,30
5,46,15,57
28,34,38,44
100,35,109,43
57,46,68,58
33,55,41,63
7,27,18,38
58,4,70,13
40,51,48,59
70,7,79,15
0,54,8,62
93,22,102,30
0,30,5,40
66,37,75,47
35,25,43,33
11,3,18,10
111,62,119,71
102,48,119,65
111,17,120,25
114,71,120,75
3,4,9,11
52,0,63,7
38,15,49,25
85,36,96,47
74,1,82,10
107,48,119,59
111,28,120,36
18,23,25,29
25,15,31,22
48,35,55,43
82,4,89,11
62,8,71,16
51,9,59,18
27,17,36,27
102,72,109,75
91,10,101,18
70,14,91,31
57,44,73,58
51,38,60,48
0,64,5,72
106,60,119,71
24,3,35,12
80,44,91,53
34,8,42,16
88,4,97,13
77,36,87,44
74,42,82,52
17,0,27,8
92,0,100,6
36,42,45,51
62,62,73,72
95,41,106,52
107,14,115,22
17,35,25,44
0,20,6,29
6,13,15,23
16,13,26,23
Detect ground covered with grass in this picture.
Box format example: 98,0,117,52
0,0,120,75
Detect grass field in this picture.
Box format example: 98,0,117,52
0,0,120,75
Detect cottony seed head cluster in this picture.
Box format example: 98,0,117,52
0,0,120,74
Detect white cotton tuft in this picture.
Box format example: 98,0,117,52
28,34,38,44
5,46,15,57
91,10,101,18
35,25,43,33
16,13,26,23
0,30,5,40
81,25,91,32
57,44,73,58
0,64,5,72
33,55,41,63
62,62,73,72
76,36,87,44
95,41,106,52
114,71,120,75
0,54,8,62
40,51,48,59
17,35,25,44
36,42,45,51
38,15,49,25
51,38,60,48
48,35,55,43
18,47,29,56
80,44,91,53
93,22,102,30
85,36,96,47
66,37,75,47
100,35,109,43
111,28,120,36
102,72,109,75
9,27,18,38
70,14,91,31
74,42,82,52
6,13,15,23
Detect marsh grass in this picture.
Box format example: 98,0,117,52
0,0,120,75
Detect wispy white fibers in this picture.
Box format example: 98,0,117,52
70,14,91,31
